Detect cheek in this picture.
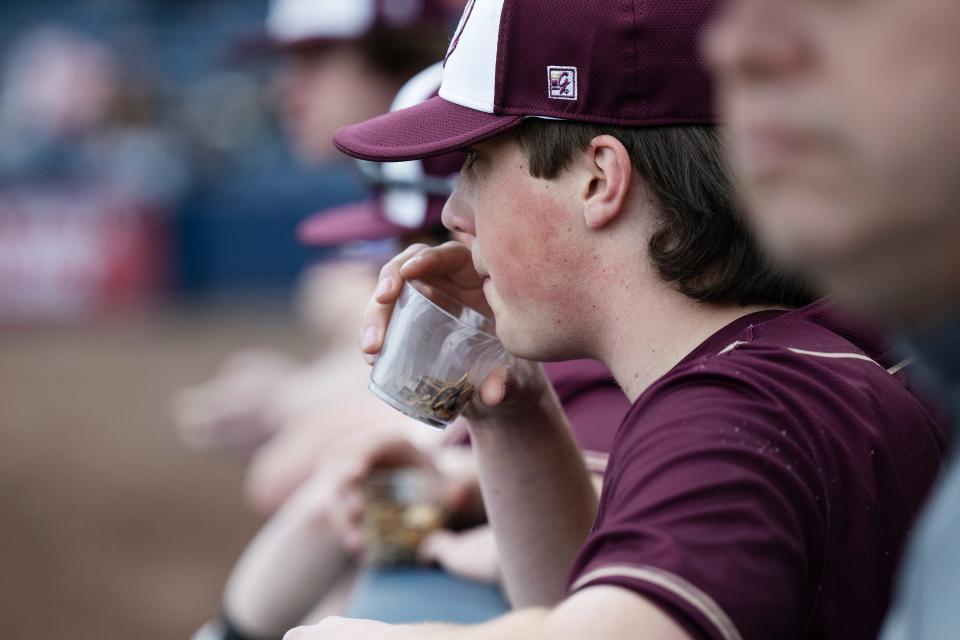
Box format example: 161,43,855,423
825,30,960,256
479,181,570,306
304,79,345,129
831,4,960,196
301,65,366,125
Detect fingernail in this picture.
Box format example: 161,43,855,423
374,276,393,298
361,326,378,350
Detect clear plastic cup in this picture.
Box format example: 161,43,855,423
369,280,508,428
362,468,447,566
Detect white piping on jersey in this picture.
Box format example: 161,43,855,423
718,341,917,376
786,347,882,366
572,564,744,640
582,450,609,474
886,357,916,376
718,340,747,355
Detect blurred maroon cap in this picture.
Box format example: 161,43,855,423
298,63,465,246
333,0,719,162
237,0,455,54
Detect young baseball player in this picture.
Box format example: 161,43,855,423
286,1,946,639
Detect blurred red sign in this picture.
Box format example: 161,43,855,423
0,185,168,321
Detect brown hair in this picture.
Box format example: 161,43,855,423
292,26,450,84
357,26,450,81
516,119,814,308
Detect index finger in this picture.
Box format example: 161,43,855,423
358,243,432,364
398,241,485,290
359,241,486,363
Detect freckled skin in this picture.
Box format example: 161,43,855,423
444,136,588,359
483,183,565,303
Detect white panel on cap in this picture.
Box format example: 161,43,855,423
439,0,505,113
382,63,444,227
266,0,376,43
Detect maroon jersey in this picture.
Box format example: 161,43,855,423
568,300,947,640
543,359,629,471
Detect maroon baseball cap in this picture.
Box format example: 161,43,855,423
237,0,454,55
333,0,719,162
298,151,463,246
299,63,464,246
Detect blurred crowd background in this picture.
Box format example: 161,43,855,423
0,1,384,637
0,0,371,315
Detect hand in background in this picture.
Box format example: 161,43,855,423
170,348,298,456
315,432,439,553
420,525,500,584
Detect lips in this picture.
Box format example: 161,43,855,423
474,260,489,280
734,123,810,177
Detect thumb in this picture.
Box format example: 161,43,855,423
477,364,517,408
418,527,500,584
418,529,459,566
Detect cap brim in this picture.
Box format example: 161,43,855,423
333,96,523,162
298,200,417,246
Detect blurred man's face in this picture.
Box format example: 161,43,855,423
705,0,960,326
272,45,396,164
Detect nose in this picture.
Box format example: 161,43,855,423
441,177,476,236
703,1,811,85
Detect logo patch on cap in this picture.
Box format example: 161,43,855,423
547,66,577,101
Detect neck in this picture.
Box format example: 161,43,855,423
591,280,781,402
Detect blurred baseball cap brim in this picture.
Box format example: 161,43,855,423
333,95,523,162
298,200,420,246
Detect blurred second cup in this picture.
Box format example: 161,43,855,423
369,280,507,428
362,468,447,566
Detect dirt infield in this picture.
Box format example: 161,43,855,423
0,306,317,639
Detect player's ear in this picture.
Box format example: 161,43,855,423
578,135,632,230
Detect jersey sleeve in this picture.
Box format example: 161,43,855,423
568,366,828,640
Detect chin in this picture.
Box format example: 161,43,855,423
497,323,582,362
748,193,855,268
494,324,531,359
493,320,542,360
820,257,959,330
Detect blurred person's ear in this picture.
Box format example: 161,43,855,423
578,135,633,231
